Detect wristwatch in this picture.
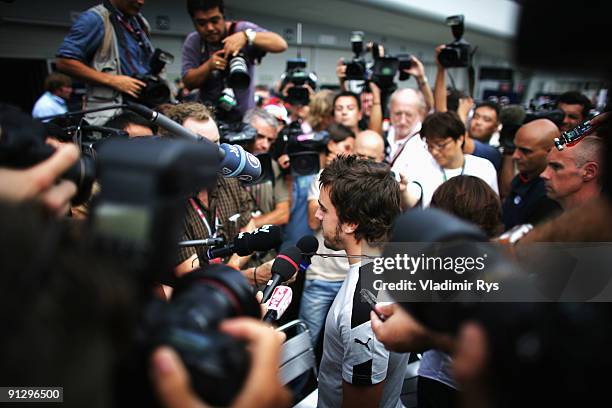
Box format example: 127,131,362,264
244,28,256,46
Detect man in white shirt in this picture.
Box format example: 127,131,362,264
315,155,408,408
418,111,498,207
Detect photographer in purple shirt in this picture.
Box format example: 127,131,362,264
182,0,287,117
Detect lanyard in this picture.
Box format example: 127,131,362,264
189,197,220,237
440,158,466,182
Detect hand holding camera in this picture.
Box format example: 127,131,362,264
209,49,228,72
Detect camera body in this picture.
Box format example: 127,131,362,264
130,48,174,107
271,121,328,176
344,31,413,91
345,31,368,81
281,58,318,106
438,15,472,68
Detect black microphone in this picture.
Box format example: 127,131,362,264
261,246,302,303
207,225,282,259
126,101,262,181
296,235,319,273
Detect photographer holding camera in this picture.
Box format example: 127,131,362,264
182,0,288,117
56,0,163,125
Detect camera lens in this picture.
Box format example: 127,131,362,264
151,264,261,406
228,55,251,89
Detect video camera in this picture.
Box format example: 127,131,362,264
280,58,318,106
272,120,328,176
437,15,473,68
344,31,413,91
131,48,174,107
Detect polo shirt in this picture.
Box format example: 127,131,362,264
502,175,562,231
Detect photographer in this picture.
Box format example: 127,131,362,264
433,45,502,172
56,0,157,125
182,0,288,117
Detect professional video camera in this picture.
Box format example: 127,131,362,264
344,31,413,98
131,48,174,107
279,58,318,106
271,120,328,176
437,15,473,68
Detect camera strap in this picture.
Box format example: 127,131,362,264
104,0,153,74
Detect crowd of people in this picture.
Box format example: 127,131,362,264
1,0,612,407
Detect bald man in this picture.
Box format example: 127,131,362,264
502,119,563,230
541,135,604,210
355,130,385,163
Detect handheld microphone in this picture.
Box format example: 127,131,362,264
126,102,262,181
296,235,319,273
207,225,282,259
261,246,302,303
263,286,293,324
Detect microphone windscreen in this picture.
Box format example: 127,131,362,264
219,143,262,182
248,225,282,252
296,235,319,255
271,246,302,280
500,105,526,127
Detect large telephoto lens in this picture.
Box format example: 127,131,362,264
228,55,251,89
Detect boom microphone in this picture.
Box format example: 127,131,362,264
263,286,293,324
261,246,302,303
125,101,261,181
207,225,282,259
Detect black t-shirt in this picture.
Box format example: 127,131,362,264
502,175,562,231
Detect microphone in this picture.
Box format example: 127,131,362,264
261,246,302,303
125,101,262,181
207,225,282,259
263,286,293,324
219,143,262,183
296,235,319,273
125,101,201,142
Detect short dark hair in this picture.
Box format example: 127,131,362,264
430,175,502,238
420,111,466,142
187,0,224,17
475,100,500,121
319,155,400,244
327,123,355,143
105,111,156,133
557,91,592,118
333,91,361,112
44,72,72,93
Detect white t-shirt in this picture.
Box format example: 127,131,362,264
318,262,409,408
307,170,350,281
414,154,499,207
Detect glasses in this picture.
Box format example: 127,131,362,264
426,138,454,152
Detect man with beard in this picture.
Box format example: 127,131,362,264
315,155,408,408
